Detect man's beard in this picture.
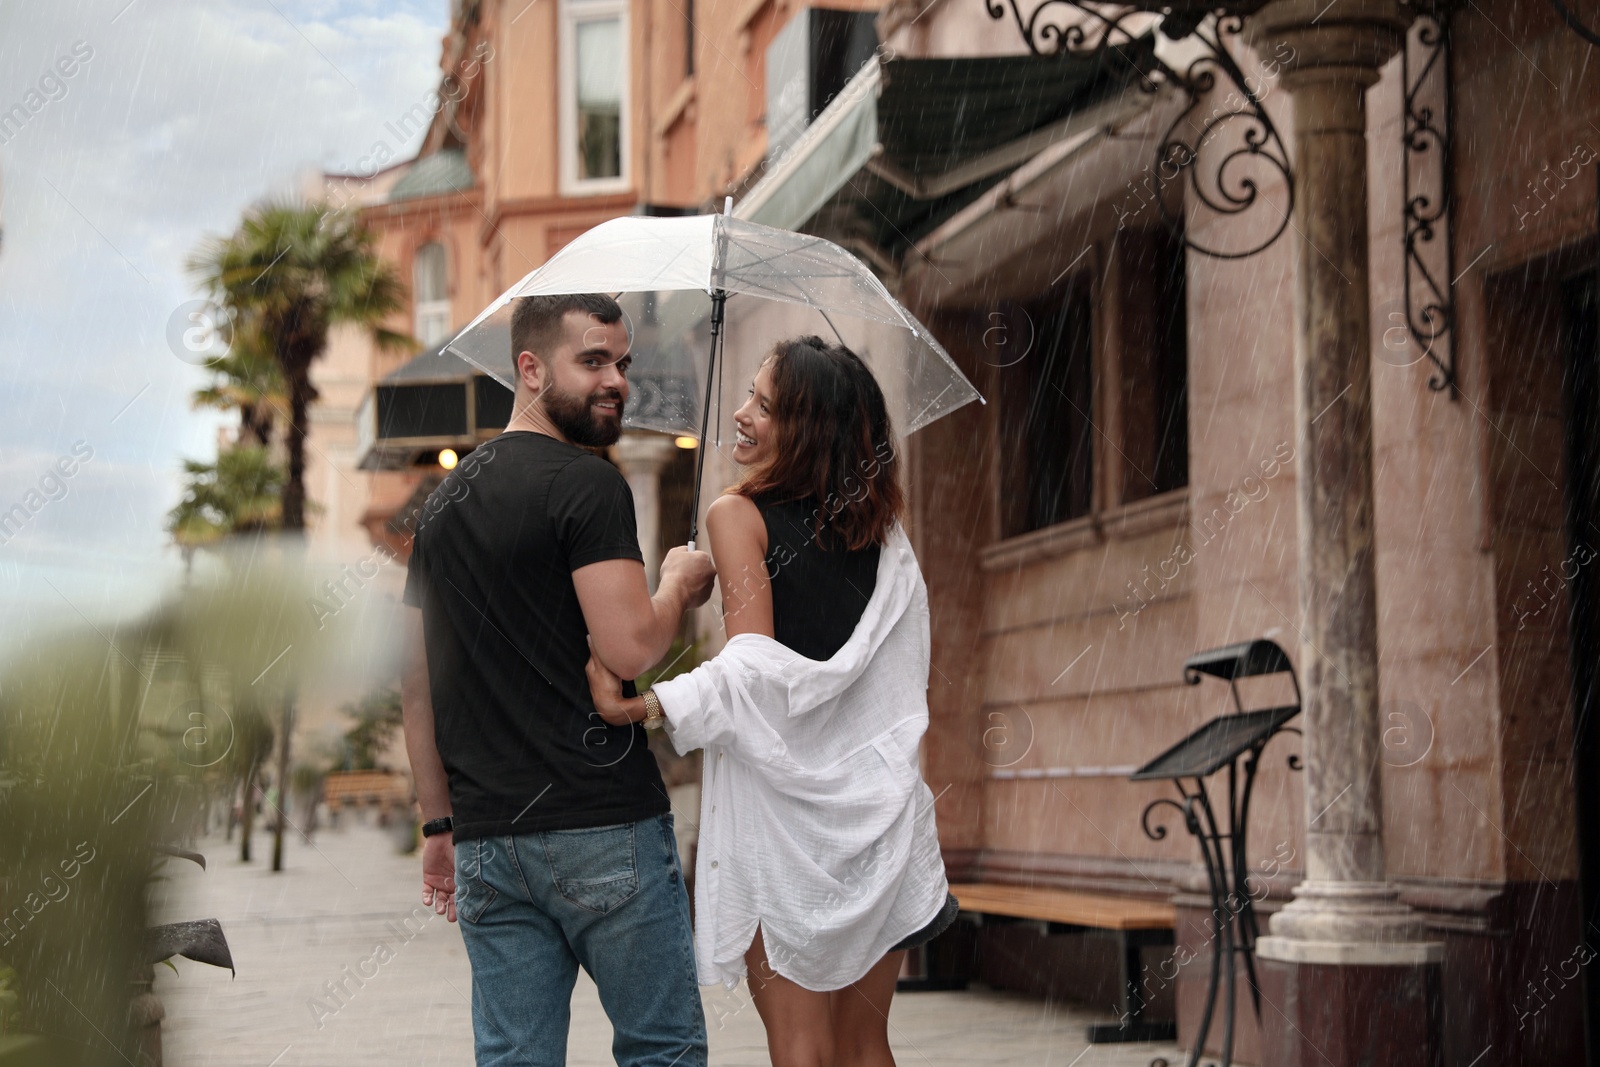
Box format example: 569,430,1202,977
543,383,624,447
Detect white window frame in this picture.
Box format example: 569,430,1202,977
559,0,631,196
413,241,452,346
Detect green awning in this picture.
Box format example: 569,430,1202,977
735,36,1159,250
737,61,881,232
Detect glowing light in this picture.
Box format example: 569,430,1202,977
438,448,459,470
674,436,699,450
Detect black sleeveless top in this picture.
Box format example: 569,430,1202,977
752,493,880,661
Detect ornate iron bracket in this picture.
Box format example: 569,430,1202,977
981,1,1293,260
1401,4,1459,394
1550,0,1600,46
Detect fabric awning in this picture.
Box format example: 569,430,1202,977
355,331,511,471
735,61,881,232
734,36,1162,248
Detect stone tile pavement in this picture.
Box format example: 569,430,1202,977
151,820,1182,1066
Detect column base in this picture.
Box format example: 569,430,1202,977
1266,879,1441,947
1257,950,1444,1067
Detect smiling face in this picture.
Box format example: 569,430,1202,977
517,310,632,446
732,357,778,468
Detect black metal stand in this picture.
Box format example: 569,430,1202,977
1131,639,1302,1067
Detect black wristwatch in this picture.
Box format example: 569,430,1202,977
421,816,454,838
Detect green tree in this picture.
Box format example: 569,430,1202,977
188,201,409,872
166,446,285,571
340,686,403,771
191,327,288,449
187,200,409,530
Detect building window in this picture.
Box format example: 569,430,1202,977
413,242,450,346
998,276,1096,538
995,232,1190,541
561,0,628,191
1116,225,1189,502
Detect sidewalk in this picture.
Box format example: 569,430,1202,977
151,820,1182,1066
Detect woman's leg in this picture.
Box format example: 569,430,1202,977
745,927,836,1067
828,950,905,1067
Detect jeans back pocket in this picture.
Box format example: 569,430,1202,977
540,822,640,914
454,838,500,924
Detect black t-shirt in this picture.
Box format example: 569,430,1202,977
401,431,668,839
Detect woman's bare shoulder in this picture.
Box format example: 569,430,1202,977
707,492,766,550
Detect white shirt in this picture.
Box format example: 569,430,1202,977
653,525,949,991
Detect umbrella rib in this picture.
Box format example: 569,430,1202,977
816,308,846,346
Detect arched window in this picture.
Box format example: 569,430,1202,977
413,242,450,346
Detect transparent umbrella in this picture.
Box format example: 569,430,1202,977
444,208,983,545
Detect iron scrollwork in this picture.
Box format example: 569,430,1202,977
1549,0,1600,47
980,1,1293,260
1401,5,1459,394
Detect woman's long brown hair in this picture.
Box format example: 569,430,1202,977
729,336,903,550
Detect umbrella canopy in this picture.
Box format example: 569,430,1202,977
443,213,982,444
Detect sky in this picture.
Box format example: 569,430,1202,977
0,0,449,650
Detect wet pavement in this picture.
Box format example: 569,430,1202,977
151,819,1183,1066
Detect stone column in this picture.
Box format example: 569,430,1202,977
614,432,680,590
1244,2,1444,1063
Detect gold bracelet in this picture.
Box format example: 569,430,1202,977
641,689,666,730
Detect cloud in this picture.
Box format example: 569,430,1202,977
0,0,446,646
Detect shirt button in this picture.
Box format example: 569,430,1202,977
711,861,719,869
718,752,724,761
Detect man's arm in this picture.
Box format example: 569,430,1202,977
401,606,455,921
573,546,716,680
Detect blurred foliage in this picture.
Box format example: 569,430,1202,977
0,534,402,1059
189,328,287,451
0,963,18,1035
338,687,403,772
166,446,285,553
0,624,162,1063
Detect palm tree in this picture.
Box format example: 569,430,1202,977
166,446,286,572
189,202,408,872
191,327,287,449
187,201,409,530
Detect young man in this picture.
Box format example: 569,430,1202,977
401,293,716,1066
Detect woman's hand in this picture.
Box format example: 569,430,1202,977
585,650,643,726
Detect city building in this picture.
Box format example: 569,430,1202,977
292,1,1600,1063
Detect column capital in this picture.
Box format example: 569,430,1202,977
612,432,681,477
1245,0,1412,91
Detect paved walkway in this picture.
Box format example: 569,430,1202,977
151,820,1182,1066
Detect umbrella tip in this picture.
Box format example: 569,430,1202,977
723,195,733,216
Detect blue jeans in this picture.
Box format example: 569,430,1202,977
454,814,707,1067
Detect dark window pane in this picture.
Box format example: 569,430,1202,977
473,375,513,431
376,383,468,441
1118,226,1189,501
999,279,1095,538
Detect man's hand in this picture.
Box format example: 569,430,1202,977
660,545,717,609
586,651,644,726
422,832,457,922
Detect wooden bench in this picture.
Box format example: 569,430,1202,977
944,883,1178,1044
322,771,410,814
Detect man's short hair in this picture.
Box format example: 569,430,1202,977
509,294,624,369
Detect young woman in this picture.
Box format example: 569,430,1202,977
586,336,956,1067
